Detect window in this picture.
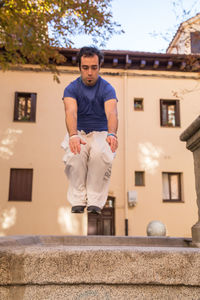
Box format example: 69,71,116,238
160,99,180,127
162,172,182,202
190,32,200,53
104,196,115,208
134,98,143,110
135,171,145,186
9,168,33,201
14,92,37,122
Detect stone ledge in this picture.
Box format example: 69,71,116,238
0,235,192,247
1,284,200,300
0,236,200,287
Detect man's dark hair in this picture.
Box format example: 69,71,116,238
77,46,104,68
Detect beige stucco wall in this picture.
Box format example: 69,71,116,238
0,66,199,237
124,71,199,237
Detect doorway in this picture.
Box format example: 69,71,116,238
87,196,115,235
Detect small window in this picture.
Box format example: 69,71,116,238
135,171,145,186
190,32,200,53
134,98,143,110
105,196,115,208
14,92,37,122
9,168,33,201
160,99,180,127
162,172,182,202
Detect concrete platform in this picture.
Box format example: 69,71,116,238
0,235,200,299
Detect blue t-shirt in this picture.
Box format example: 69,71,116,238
63,76,117,133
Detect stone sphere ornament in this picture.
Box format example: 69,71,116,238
146,220,166,236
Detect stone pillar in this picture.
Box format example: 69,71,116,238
180,115,200,245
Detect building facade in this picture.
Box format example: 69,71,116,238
1,45,200,238
1,12,200,238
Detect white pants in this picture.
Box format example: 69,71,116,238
61,131,115,209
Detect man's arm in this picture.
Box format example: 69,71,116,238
63,97,78,136
63,97,86,154
104,99,118,153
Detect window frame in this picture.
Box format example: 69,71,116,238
14,92,37,122
135,171,145,186
162,172,182,203
160,99,180,127
134,98,144,111
8,168,33,202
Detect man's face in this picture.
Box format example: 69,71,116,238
80,54,100,86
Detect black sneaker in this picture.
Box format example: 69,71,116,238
87,206,101,215
71,206,85,213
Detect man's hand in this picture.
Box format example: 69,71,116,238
106,135,118,153
69,136,86,154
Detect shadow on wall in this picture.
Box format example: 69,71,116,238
0,207,17,236
0,128,22,159
138,142,163,174
58,206,88,235
172,81,200,100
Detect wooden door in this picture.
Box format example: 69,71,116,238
87,197,115,235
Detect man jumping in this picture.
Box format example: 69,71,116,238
62,46,118,214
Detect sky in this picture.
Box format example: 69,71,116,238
72,0,200,53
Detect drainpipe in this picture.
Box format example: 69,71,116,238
123,71,129,236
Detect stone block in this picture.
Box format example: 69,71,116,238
1,236,200,299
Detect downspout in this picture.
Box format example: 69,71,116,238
123,71,129,236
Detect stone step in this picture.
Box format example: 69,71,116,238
0,235,200,300
0,234,192,247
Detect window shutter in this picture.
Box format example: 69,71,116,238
160,100,164,126
9,169,33,201
30,93,37,122
190,32,200,53
14,92,19,121
175,100,180,126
